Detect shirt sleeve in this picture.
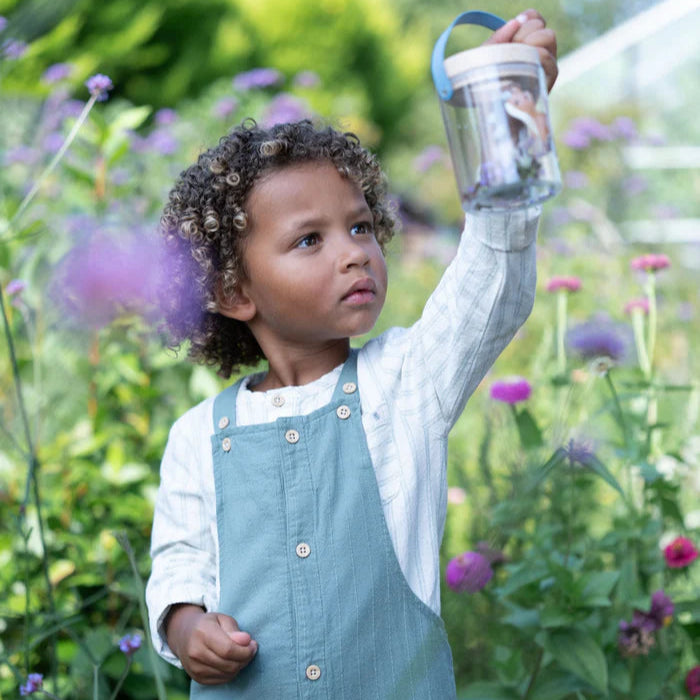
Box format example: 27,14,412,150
145,404,218,667
402,206,540,432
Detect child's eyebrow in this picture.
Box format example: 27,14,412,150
287,204,372,231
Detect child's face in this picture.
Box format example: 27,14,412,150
222,161,387,353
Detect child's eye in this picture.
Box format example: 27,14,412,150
297,233,319,248
350,222,374,236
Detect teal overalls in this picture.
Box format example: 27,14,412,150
191,351,456,699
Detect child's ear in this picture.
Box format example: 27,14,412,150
216,282,256,322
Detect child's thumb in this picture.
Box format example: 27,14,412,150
483,15,525,45
217,614,253,645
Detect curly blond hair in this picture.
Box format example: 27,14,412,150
159,119,396,378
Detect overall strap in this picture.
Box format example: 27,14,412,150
330,348,359,403
212,379,244,433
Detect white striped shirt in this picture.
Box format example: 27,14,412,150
147,207,540,666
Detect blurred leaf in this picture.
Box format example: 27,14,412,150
514,408,543,449
630,655,673,700
542,629,608,695
585,454,624,495
459,681,519,699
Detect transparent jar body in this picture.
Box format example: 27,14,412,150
440,60,561,212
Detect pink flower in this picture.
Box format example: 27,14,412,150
630,253,670,272
663,536,698,568
489,377,532,404
686,666,700,696
624,298,649,315
445,551,493,593
447,487,466,504
546,276,581,293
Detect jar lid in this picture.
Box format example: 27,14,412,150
444,43,540,81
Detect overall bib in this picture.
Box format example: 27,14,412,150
191,351,456,699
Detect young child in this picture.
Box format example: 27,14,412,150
146,10,557,698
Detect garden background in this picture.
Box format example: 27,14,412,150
1,0,699,697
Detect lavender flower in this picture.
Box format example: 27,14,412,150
233,67,282,91
19,673,43,696
85,73,113,101
445,551,493,592
566,315,629,362
611,116,638,141
561,116,613,150
146,128,178,155
119,632,142,655
155,107,177,125
43,131,65,153
42,62,72,84
0,16,7,32
5,279,26,296
261,93,310,127
563,438,596,467
61,99,86,118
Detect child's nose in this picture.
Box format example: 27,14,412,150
338,236,370,269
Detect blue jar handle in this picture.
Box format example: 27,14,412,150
431,11,506,101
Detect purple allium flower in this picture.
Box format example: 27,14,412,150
261,93,310,127
154,107,177,125
611,116,638,141
85,73,113,101
19,673,43,696
119,632,142,655
562,116,613,150
293,70,321,88
445,551,493,592
0,16,7,32
413,145,445,173
53,231,161,328
566,315,629,362
618,616,655,657
545,275,581,293
2,38,27,59
624,298,649,315
663,536,698,568
631,253,670,272
42,62,72,84
489,377,532,404
233,67,282,91
212,96,238,119
564,170,588,189
686,666,700,696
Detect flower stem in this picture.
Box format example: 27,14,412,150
522,647,544,699
555,290,568,376
630,309,651,381
108,657,133,700
645,272,657,371
8,94,98,232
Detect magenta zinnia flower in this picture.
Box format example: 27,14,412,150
445,551,493,593
546,275,581,293
686,666,700,696
630,253,670,272
489,377,531,404
663,536,698,568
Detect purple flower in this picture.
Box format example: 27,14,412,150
561,129,590,150
42,62,72,84
489,377,532,404
212,96,238,119
566,315,629,361
146,127,178,155
686,666,700,696
612,116,638,141
261,93,310,127
5,279,26,296
43,131,65,153
119,632,142,655
445,551,493,592
563,438,596,467
618,616,655,657
85,73,113,101
644,590,674,630
561,116,613,150
293,70,321,88
2,38,27,59
413,145,445,173
61,99,85,118
0,16,7,32
233,67,282,91
564,170,588,189
154,107,177,125
621,174,648,195
4,145,40,166
53,230,161,328
19,673,43,696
